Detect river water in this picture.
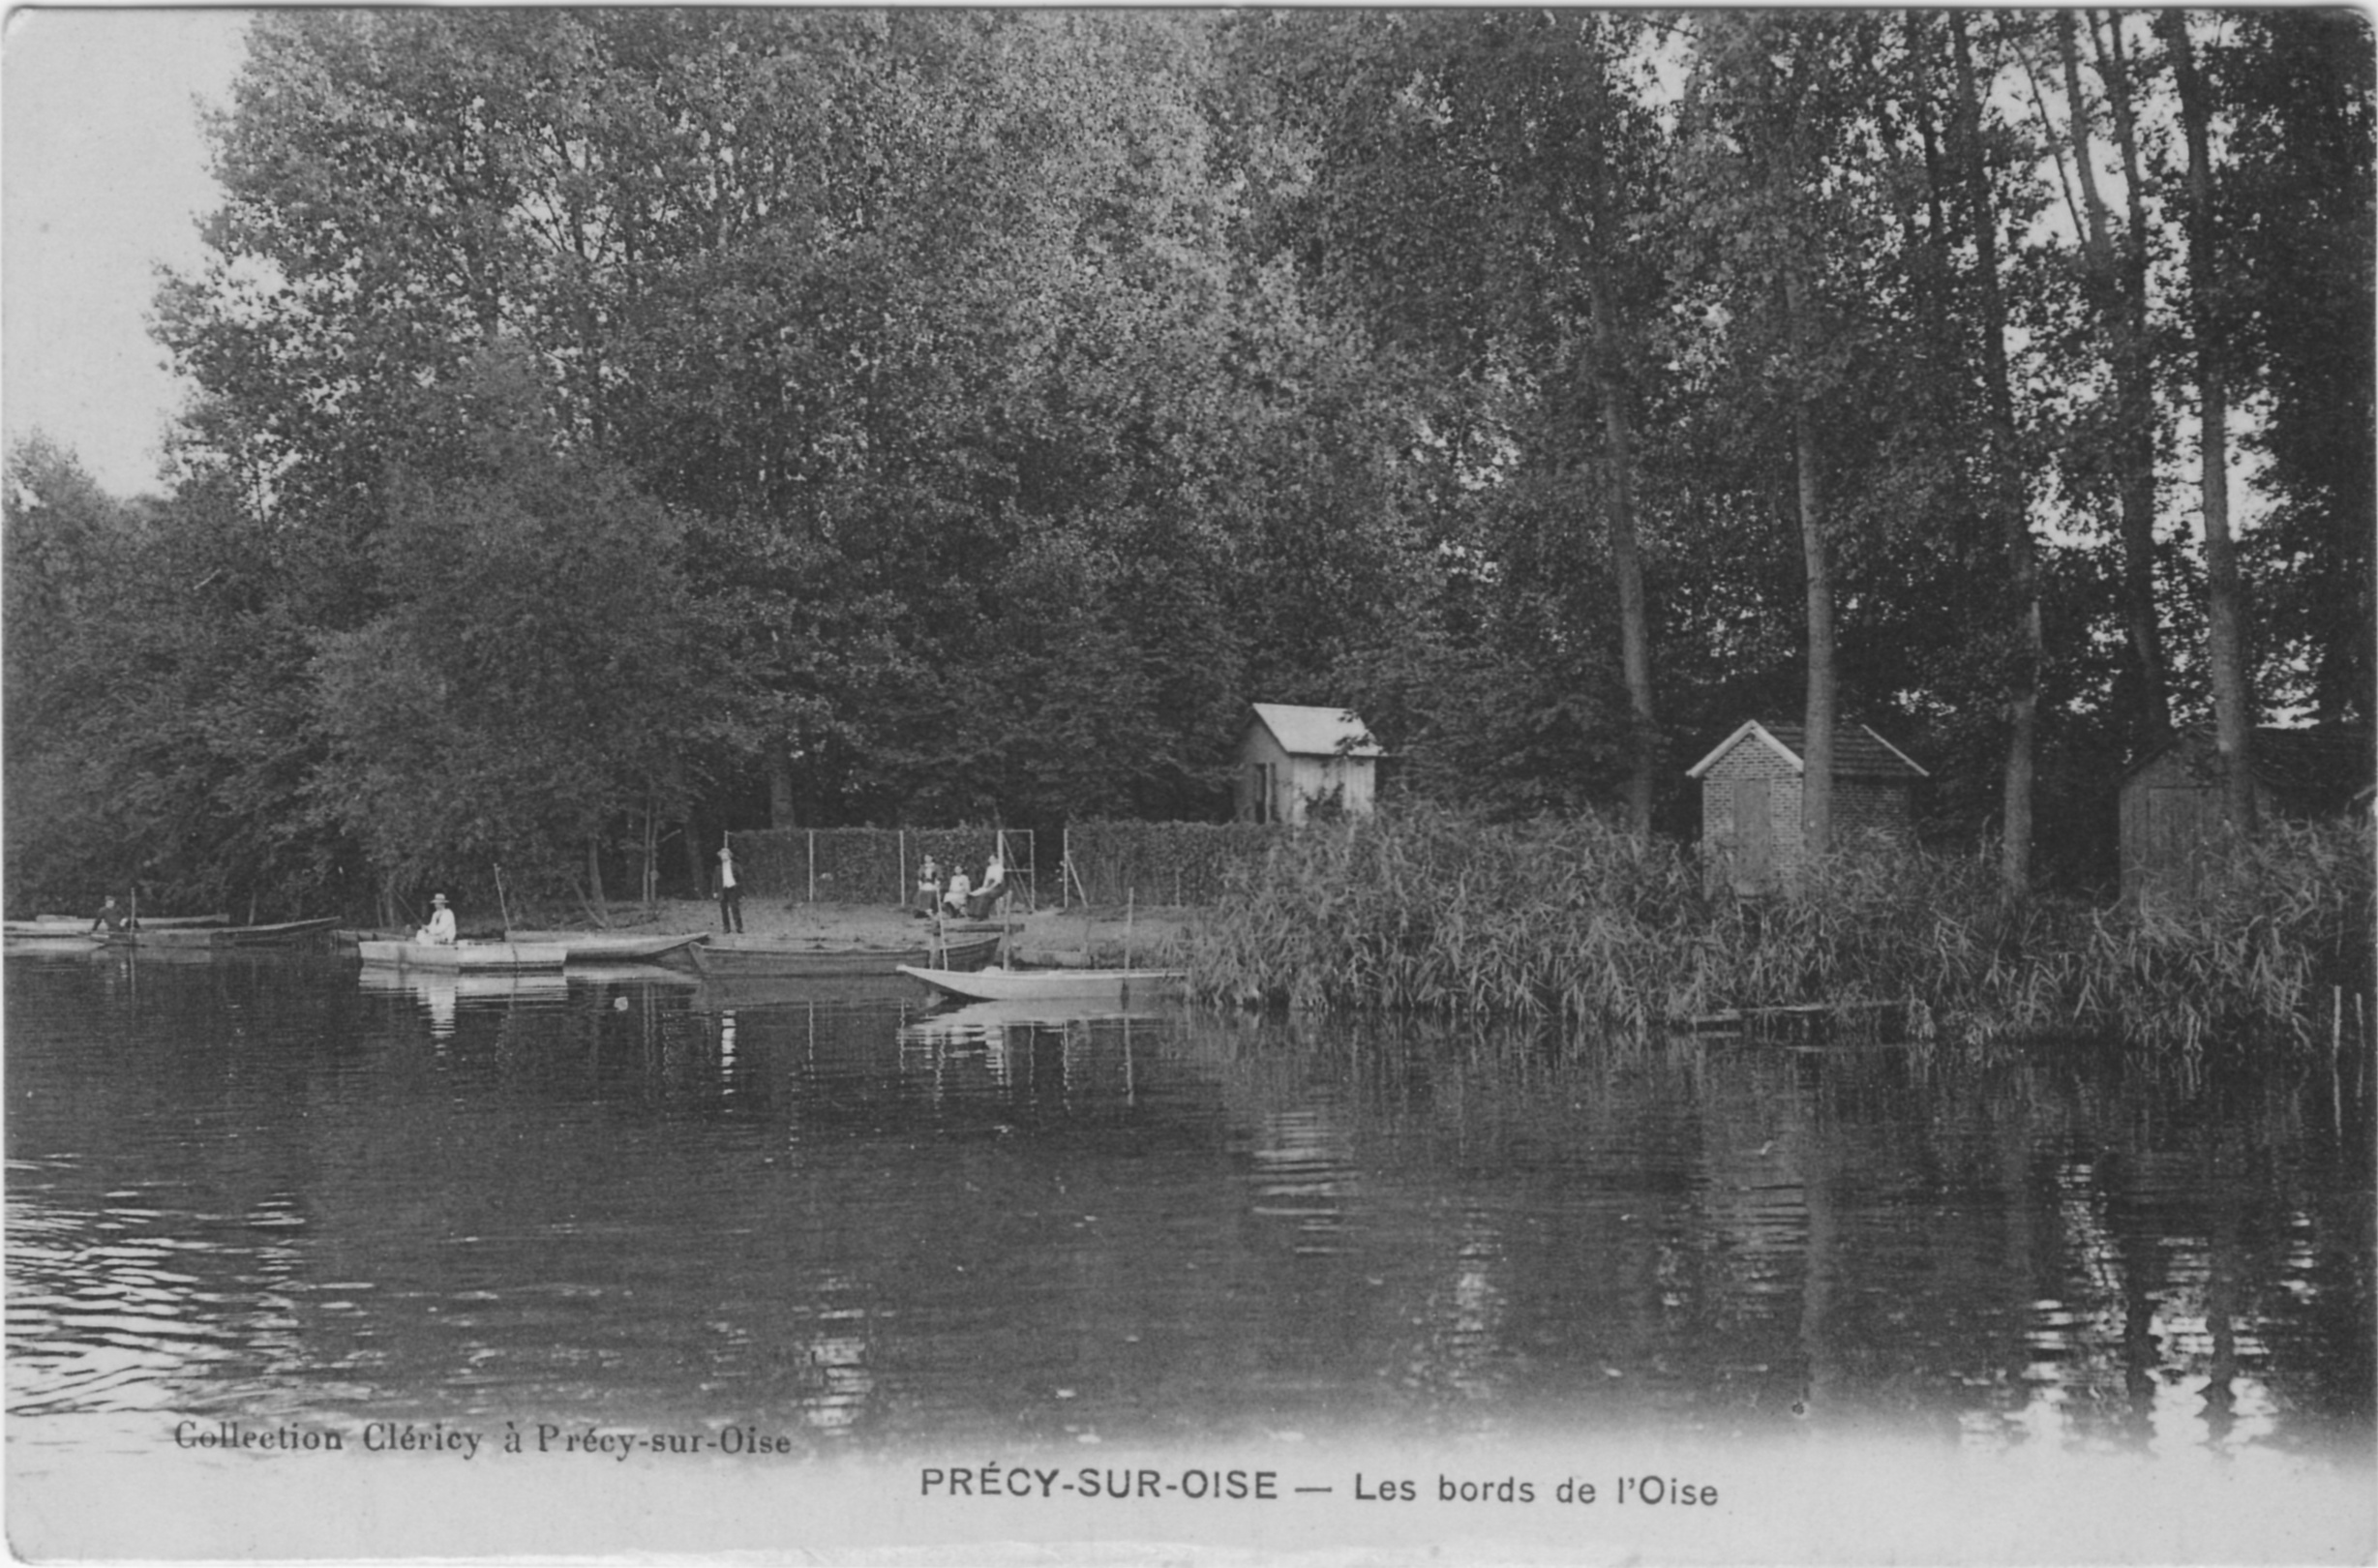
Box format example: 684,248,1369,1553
7,950,2373,1556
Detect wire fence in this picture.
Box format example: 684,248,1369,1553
720,820,1292,909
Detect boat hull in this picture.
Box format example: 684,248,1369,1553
132,918,341,949
356,940,570,972
895,964,1186,1006
505,932,706,966
3,931,107,953
690,933,1000,980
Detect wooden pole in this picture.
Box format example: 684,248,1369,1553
1125,888,1134,971
898,830,907,912
494,864,514,939
807,829,817,905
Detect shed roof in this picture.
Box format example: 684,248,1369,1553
2122,724,2373,810
1686,719,1929,780
1247,703,1383,759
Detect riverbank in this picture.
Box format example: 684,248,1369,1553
1184,806,2375,1051
465,895,1199,968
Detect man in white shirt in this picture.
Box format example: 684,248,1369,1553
416,892,457,946
717,844,744,933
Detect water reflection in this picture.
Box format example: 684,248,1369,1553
6,953,2372,1466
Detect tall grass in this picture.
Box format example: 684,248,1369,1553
1184,805,2374,1052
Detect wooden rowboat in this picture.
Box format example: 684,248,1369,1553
356,938,569,972
894,964,1186,1007
128,918,341,949
691,932,1001,980
503,931,706,966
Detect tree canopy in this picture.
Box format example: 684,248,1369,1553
8,9,2369,917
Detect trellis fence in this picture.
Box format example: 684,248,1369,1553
1060,820,1286,907
726,829,1037,908
721,820,1292,909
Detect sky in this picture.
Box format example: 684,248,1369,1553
4,7,253,498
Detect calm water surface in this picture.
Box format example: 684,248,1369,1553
8,950,2372,1462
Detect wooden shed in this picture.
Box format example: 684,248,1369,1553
1686,719,1929,892
1235,703,1384,826
2119,725,2372,904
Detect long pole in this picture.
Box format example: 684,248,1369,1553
494,864,514,939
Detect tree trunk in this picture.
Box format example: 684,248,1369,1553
586,835,608,922
1784,263,1836,863
1590,272,1658,843
2162,13,2256,830
2061,13,2173,749
1952,12,2041,895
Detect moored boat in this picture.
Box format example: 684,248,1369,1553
503,931,706,966
894,963,1186,1006
356,938,570,972
691,931,1001,980
129,918,341,949
3,925,108,953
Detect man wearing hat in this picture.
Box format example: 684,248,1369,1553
415,892,457,947
716,843,744,934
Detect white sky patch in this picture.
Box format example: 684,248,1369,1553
3,8,253,498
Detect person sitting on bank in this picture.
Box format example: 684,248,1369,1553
416,892,457,946
90,894,132,934
942,866,972,919
966,856,1007,920
916,855,943,916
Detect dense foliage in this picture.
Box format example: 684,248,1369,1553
1186,807,2374,1049
6,11,2369,920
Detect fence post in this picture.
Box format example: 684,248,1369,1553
807,829,816,904
898,830,907,909
1062,826,1071,911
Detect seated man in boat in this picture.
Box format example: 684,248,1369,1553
89,894,132,934
415,892,457,946
942,865,972,919
915,855,943,916
965,856,1008,920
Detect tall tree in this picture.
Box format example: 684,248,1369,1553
2160,12,2255,830
1947,13,2045,892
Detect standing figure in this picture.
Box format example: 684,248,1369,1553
717,844,744,934
915,854,943,916
416,892,457,946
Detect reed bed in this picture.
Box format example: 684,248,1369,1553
1183,806,2374,1053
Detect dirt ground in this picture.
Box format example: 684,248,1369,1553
495,894,1199,965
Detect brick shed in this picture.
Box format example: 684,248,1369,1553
1686,720,1929,892
2119,724,2372,905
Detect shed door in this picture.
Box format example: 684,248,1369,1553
1732,777,1773,890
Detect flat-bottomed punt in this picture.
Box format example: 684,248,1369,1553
895,964,1186,1006
126,918,341,949
356,939,570,972
691,932,1000,980
503,931,706,966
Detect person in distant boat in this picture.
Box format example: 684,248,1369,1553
966,855,1007,920
916,855,943,916
716,843,744,934
416,892,457,946
90,894,131,934
942,865,972,919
